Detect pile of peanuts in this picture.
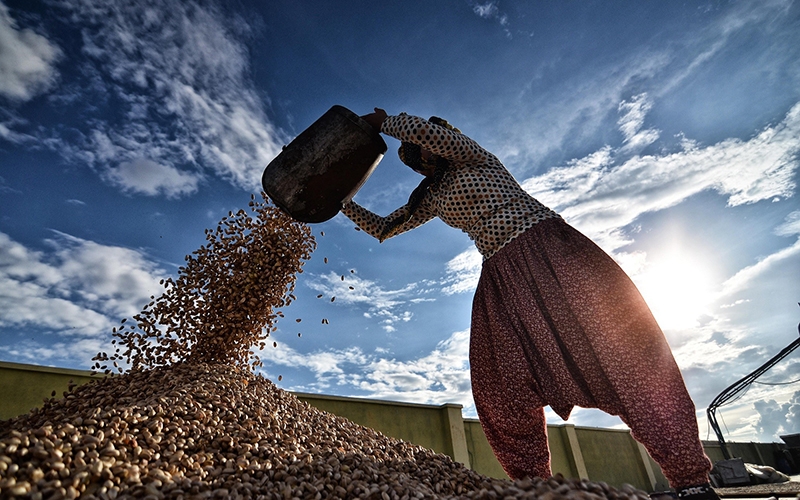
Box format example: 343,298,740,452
0,363,649,499
0,195,650,499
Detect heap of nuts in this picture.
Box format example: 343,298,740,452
0,194,651,499
91,193,315,373
0,363,649,499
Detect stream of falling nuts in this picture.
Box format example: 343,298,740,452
0,194,650,500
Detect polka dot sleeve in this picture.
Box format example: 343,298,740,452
341,199,436,241
381,114,494,166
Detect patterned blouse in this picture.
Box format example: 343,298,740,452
341,114,560,259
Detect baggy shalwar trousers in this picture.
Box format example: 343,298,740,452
470,218,711,487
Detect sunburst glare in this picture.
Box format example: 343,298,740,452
634,251,717,331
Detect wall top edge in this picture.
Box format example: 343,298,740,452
0,360,98,378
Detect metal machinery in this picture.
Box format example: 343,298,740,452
705,306,800,485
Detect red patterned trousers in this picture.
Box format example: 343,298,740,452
470,218,711,487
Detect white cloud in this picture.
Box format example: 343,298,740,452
472,2,498,19
670,333,753,372
754,390,800,442
775,211,800,237
617,93,660,152
0,337,106,368
523,101,800,251
0,112,37,145
103,158,201,198
306,271,421,332
356,329,471,405
499,51,670,168
0,231,165,336
0,275,110,335
500,1,793,174
658,0,794,97
260,344,368,384
14,0,287,196
260,329,473,408
617,94,651,142
440,248,482,295
719,238,800,298
470,1,510,38
0,174,21,195
0,2,61,101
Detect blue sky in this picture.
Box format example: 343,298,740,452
1,0,799,445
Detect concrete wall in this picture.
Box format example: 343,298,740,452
294,392,470,467
0,361,788,492
0,360,101,421
703,440,791,470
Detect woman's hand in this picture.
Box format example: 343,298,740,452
361,108,387,132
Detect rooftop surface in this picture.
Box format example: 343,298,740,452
716,475,800,499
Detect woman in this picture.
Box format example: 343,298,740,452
342,108,718,500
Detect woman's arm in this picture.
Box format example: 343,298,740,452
382,114,493,165
341,199,435,242
361,108,493,166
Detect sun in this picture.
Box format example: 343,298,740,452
633,251,716,331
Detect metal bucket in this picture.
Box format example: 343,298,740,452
262,105,387,223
